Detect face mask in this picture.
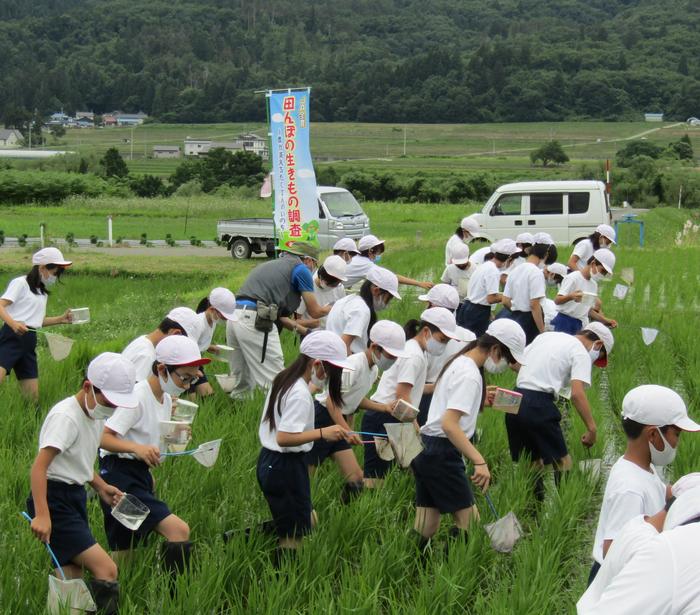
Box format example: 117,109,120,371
463,236,473,244
591,272,606,282
43,274,58,287
425,335,446,357
159,371,188,396
649,428,677,466
373,296,388,312
484,356,508,374
310,363,327,388
588,345,601,364
373,254,382,264
545,278,557,287
87,385,115,420
372,350,396,372
317,279,327,290
537,262,546,270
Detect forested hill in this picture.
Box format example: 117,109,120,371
1,0,698,124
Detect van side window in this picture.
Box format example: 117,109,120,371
569,192,590,214
490,194,522,216
530,193,563,215
318,201,326,219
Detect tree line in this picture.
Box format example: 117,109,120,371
1,0,698,126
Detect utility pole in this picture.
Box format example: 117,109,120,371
403,126,407,156
130,125,135,160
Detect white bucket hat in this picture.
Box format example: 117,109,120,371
664,486,700,531
533,232,554,245
491,238,520,256
156,336,211,367
209,287,237,321
322,254,348,281
451,243,470,265
87,352,138,408
358,234,385,252
486,319,527,365
167,307,202,339
546,263,568,278
32,247,72,267
454,326,477,343
516,232,534,245
369,320,410,358
583,322,614,366
622,384,700,431
300,330,354,369
420,307,459,339
366,266,401,299
460,216,481,236
333,237,359,254
418,284,460,311
593,248,616,274
596,223,617,244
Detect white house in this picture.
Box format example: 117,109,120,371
644,112,664,122
235,133,269,159
184,138,244,156
115,111,148,126
153,145,181,159
0,129,23,147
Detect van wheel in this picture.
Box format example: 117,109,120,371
230,238,252,259
265,249,276,259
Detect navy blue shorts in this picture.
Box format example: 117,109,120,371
257,448,312,539
551,313,583,335
27,481,96,567
412,435,474,513
505,388,567,465
504,310,540,344
306,400,351,467
417,392,432,427
456,302,491,338
0,324,38,380
361,410,400,479
98,456,172,550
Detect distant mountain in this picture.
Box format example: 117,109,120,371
1,0,698,124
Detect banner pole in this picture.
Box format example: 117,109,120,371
265,91,277,257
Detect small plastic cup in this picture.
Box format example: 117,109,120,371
215,344,236,363
172,399,198,423
391,399,419,422
491,388,523,414
111,493,149,530
215,374,236,393
159,420,192,452
70,307,90,324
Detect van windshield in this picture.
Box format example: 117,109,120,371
320,191,364,217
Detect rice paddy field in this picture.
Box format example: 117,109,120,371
1,202,699,613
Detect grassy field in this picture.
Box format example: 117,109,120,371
1,203,699,613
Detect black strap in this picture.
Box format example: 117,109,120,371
261,330,269,363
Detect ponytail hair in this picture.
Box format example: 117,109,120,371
531,243,558,265
588,231,602,250
404,319,439,340
26,264,63,296
196,296,211,313
264,355,344,431
359,280,378,343
455,227,465,239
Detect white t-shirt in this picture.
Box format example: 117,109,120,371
426,336,470,382
101,380,172,459
441,264,472,300
122,335,156,382
422,355,482,438
572,239,595,270
258,377,315,453
584,524,700,615
371,338,427,407
503,262,545,312
1,276,48,328
469,246,491,266
466,260,500,305
344,255,375,289
557,271,598,323
39,396,102,486
325,294,370,354
578,515,658,613
317,351,378,415
297,275,346,321
195,312,216,352
541,298,558,330
591,456,667,564
445,234,468,266
517,332,592,394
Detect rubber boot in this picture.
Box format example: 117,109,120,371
89,579,119,615
414,531,431,566
340,480,364,505
161,541,193,578
445,526,468,557
534,474,546,503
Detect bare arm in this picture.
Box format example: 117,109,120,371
486,292,502,305
0,299,28,334
42,310,72,327
501,295,512,309
279,316,309,336
442,410,490,491
589,308,617,328
301,291,331,319
567,254,580,270
358,397,394,413
396,274,433,290
88,471,123,508
571,379,596,447
29,447,59,542
277,425,347,447
530,298,545,333
101,427,161,467
395,382,414,403
340,334,356,356
554,290,583,305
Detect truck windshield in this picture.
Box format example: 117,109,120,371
321,191,364,217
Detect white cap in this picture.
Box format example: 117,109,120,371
358,234,385,252
420,307,459,339
665,486,700,531
450,242,470,265
32,247,72,267
593,248,616,274
672,473,700,499
491,238,520,256
87,352,138,408
460,216,481,236
209,287,237,321
486,319,527,365
366,266,401,299
533,232,554,245
333,237,359,254
322,254,348,281
516,232,534,245
418,284,460,311
454,326,477,343
156,336,211,367
546,263,568,278
596,223,617,244
369,320,410,358
621,385,700,431
583,322,614,366
300,330,353,369
167,307,201,339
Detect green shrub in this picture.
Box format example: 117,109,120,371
0,170,108,204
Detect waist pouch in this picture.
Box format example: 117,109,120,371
254,302,279,333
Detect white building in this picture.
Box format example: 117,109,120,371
184,139,243,156
0,129,23,147
644,112,664,122
236,133,269,160
153,145,181,159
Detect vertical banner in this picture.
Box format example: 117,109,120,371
268,88,319,249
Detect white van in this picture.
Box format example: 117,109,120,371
472,180,612,245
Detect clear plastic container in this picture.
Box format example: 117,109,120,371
491,388,523,414
215,374,236,393
159,420,192,453
70,307,90,324
111,493,149,530
215,344,236,363
391,399,419,422
171,399,198,423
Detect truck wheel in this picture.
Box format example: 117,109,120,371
230,238,252,259
265,249,276,259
